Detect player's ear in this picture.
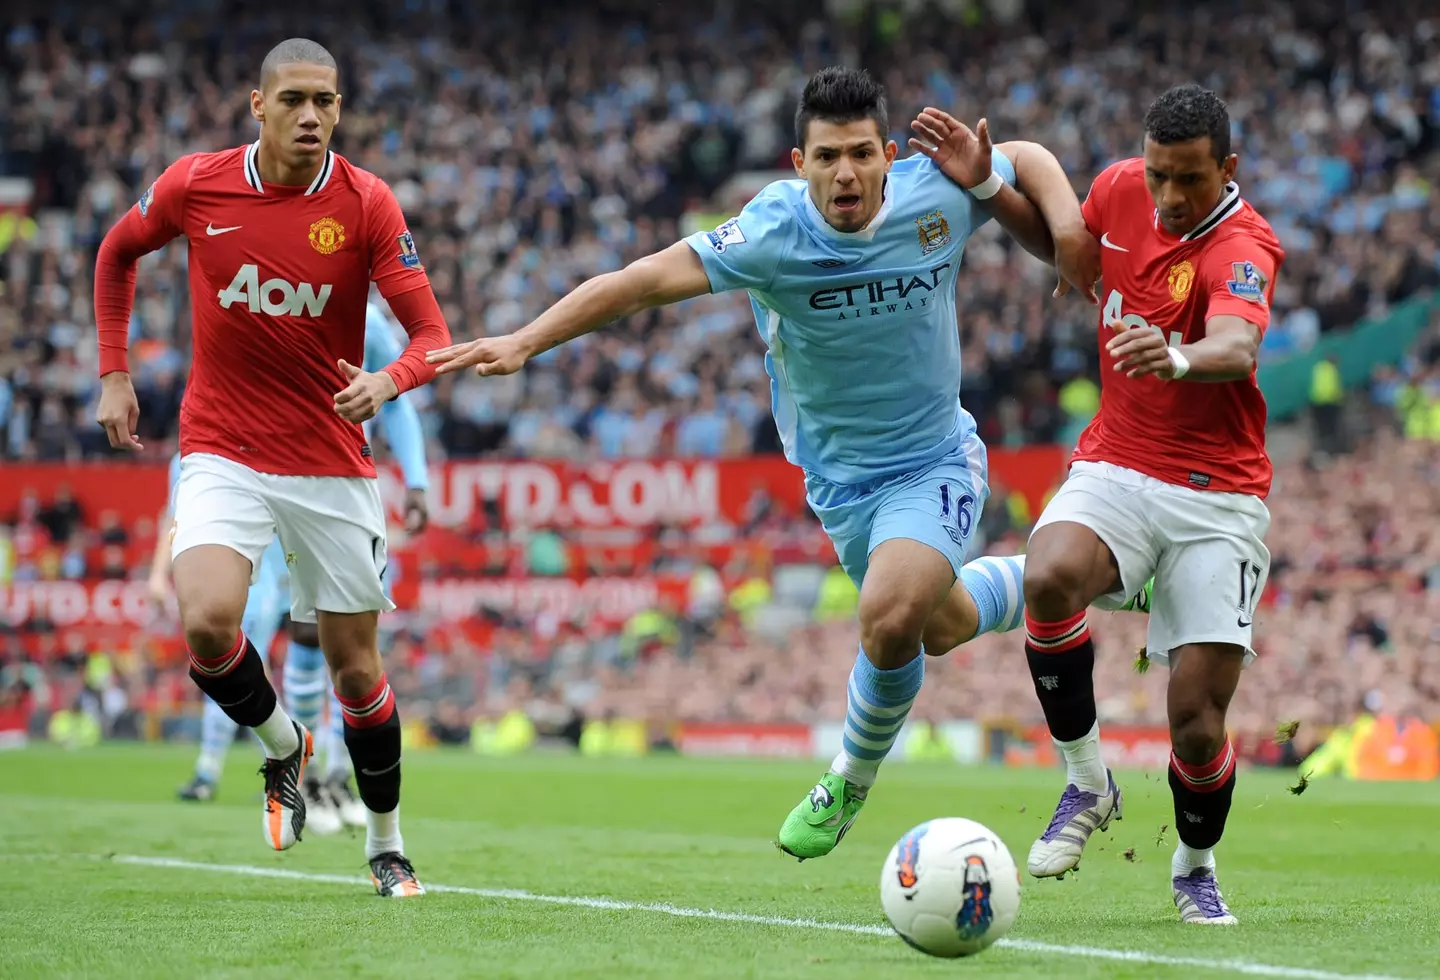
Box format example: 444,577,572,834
1221,153,1238,184
790,146,805,178
250,89,264,123
883,140,899,168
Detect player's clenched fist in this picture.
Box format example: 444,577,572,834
1106,319,1178,380
425,334,530,377
96,372,144,451
333,359,399,424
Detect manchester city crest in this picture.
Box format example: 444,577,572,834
916,209,951,255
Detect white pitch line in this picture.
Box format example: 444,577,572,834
114,855,1409,980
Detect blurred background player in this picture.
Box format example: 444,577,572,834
427,67,1103,860
285,300,432,834
154,301,431,828
92,37,449,896
1019,85,1285,925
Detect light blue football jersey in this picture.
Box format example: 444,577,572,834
684,150,1016,487
362,301,429,491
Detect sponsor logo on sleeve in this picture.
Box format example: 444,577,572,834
1225,261,1268,305
396,230,422,268
705,217,746,253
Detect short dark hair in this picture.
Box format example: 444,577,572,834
1143,84,1231,163
794,67,888,148
260,38,338,91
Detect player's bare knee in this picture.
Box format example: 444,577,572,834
858,593,930,668
1168,687,1230,763
1021,559,1090,621
330,659,384,700
181,604,244,659
1169,704,1227,765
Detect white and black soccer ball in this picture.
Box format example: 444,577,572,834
879,817,1021,958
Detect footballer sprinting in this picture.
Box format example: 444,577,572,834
427,66,1127,860
1019,85,1286,925
156,302,432,837
94,37,449,897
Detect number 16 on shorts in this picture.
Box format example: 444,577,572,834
939,483,975,547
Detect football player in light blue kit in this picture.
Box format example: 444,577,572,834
164,301,432,815
425,67,1100,860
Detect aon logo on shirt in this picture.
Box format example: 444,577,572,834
1104,289,1183,348
218,263,332,317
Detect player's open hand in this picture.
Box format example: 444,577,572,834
333,359,399,424
425,334,530,378
909,108,992,191
97,372,143,451
1107,320,1178,380
1052,228,1101,306
403,488,429,534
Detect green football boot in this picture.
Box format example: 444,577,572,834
776,771,867,861
1121,576,1155,613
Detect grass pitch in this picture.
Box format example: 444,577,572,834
1,746,1435,979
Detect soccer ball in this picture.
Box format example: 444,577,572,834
879,817,1021,958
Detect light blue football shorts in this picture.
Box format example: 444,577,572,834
804,432,990,587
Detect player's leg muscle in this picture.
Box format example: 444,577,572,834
923,554,1027,654
857,538,956,668
1023,521,1122,619
1166,642,1244,765
289,619,321,650
921,582,979,655
316,611,383,698
173,545,253,657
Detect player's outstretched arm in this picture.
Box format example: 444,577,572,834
427,242,712,377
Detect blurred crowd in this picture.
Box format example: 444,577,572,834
4,0,1440,745
9,376,1440,741
1,0,1439,460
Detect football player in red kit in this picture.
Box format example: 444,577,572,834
1019,85,1285,925
93,38,449,898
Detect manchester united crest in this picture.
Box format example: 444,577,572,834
308,216,346,255
916,210,951,255
1168,259,1195,302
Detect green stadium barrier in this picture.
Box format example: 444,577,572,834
1258,294,1437,421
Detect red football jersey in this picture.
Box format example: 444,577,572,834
1072,157,1286,498
97,143,437,478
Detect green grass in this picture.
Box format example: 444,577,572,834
1,746,1436,979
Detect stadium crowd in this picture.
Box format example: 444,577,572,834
2,0,1440,748
2,0,1439,460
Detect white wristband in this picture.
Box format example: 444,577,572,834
1167,346,1191,379
967,170,1005,201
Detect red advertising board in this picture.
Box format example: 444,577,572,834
0,576,691,631
1005,724,1174,770
390,576,688,624
0,447,1066,530
673,722,815,758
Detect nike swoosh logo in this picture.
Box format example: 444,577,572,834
1100,233,1128,252
360,760,401,777
206,223,242,236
